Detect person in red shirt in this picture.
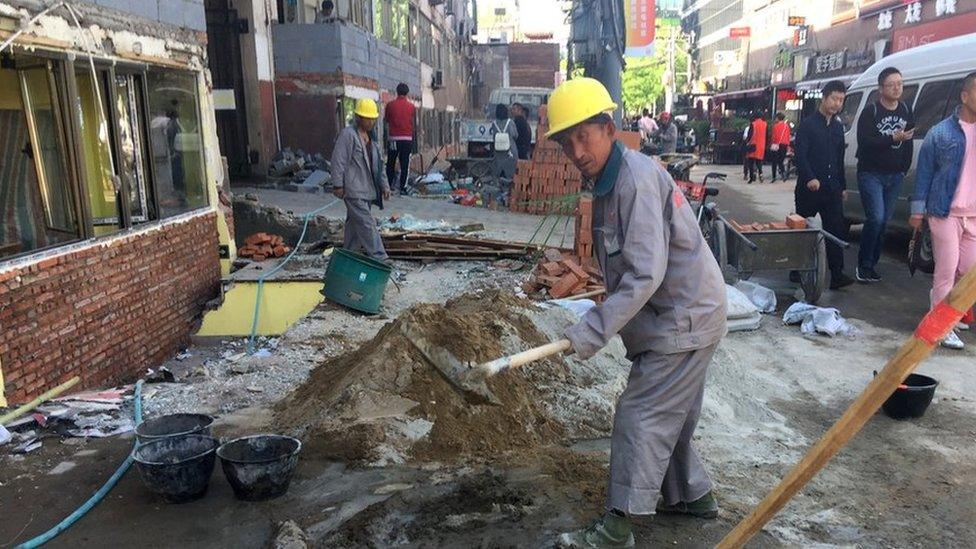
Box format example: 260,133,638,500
384,83,416,194
746,111,767,183
769,112,791,182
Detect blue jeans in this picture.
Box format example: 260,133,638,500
857,172,904,270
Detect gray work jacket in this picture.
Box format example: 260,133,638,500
330,125,390,206
565,142,727,359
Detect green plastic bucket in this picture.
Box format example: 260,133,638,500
321,248,392,314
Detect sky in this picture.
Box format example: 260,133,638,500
515,0,570,42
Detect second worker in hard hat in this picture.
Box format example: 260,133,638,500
331,98,391,263
549,78,727,549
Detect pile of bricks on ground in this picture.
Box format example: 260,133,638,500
522,248,605,301
238,232,292,261
730,214,808,232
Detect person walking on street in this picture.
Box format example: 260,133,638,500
856,67,916,283
638,108,659,144
746,111,767,183
491,103,519,178
769,113,791,182
384,83,416,195
331,98,391,263
910,71,976,350
511,102,533,160
546,78,727,549
795,80,855,290
655,111,678,154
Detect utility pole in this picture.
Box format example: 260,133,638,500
569,0,626,124
665,25,676,112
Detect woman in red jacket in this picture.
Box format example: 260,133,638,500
769,112,791,182
746,111,767,183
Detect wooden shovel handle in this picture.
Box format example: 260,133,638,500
479,339,573,376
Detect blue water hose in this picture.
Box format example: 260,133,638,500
16,379,144,549
245,199,340,355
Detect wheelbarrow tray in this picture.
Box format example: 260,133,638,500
727,229,823,273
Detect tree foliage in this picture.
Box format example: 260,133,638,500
621,30,689,114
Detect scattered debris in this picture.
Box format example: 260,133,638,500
48,461,77,475
522,249,605,300
0,425,11,445
273,520,308,549
381,214,455,233
783,302,858,337
239,232,293,261
735,280,777,314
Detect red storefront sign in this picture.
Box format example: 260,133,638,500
892,10,976,52
729,27,751,39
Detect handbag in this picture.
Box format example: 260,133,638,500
908,221,935,276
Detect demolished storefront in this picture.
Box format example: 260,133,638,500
0,1,234,405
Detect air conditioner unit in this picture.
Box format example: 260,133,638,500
432,70,445,89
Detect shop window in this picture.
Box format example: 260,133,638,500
0,63,80,259
146,70,209,218
76,69,121,234
838,91,862,132
913,80,956,138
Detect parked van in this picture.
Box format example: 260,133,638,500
842,33,976,232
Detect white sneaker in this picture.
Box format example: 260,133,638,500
956,322,970,331
941,330,965,350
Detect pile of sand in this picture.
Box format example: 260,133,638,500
276,290,582,465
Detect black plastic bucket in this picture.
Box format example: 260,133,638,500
217,435,301,501
882,373,939,420
135,413,214,445
133,435,219,503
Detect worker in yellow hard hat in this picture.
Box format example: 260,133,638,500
330,98,391,262
549,78,728,549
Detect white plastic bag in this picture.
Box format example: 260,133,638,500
783,302,857,337
727,285,759,320
735,280,777,314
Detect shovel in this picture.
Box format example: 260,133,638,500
401,321,571,405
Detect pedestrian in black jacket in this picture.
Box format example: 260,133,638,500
511,102,533,160
795,80,854,290
855,67,915,283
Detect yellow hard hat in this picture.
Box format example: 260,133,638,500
353,98,379,119
545,77,618,137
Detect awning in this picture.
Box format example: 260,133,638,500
795,74,859,93
712,87,768,102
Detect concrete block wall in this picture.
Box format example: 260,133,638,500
273,22,380,82
0,213,221,403
89,0,207,31
378,40,421,96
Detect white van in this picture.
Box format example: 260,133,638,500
841,33,976,232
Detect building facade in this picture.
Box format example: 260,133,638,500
685,0,976,121
272,0,477,159
0,1,234,405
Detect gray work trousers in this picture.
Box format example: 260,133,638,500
607,344,716,515
342,198,388,262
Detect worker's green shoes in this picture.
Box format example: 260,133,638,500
655,491,719,519
555,512,635,548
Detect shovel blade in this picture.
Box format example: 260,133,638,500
399,323,500,405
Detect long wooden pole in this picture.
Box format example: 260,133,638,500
717,266,976,549
0,376,80,426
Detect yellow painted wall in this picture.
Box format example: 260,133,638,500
197,281,325,336
197,70,236,275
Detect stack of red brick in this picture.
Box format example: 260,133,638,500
510,138,583,214
523,249,605,301
238,233,292,261
575,196,593,259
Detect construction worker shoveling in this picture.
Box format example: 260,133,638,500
548,78,728,548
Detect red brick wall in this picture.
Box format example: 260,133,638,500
0,212,221,403
508,43,559,89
